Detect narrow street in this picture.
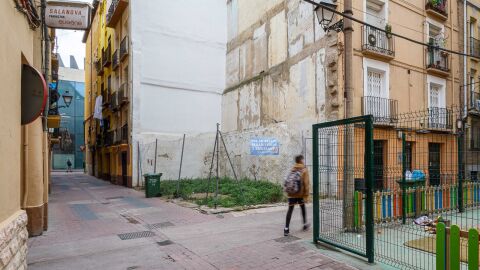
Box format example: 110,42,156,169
27,172,361,270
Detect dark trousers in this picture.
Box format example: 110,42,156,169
285,198,306,228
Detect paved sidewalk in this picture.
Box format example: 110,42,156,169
27,172,365,270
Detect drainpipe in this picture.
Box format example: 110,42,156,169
343,0,355,232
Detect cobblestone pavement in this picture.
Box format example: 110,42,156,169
27,172,364,270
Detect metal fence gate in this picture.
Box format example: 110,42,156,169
313,107,480,269
312,115,375,263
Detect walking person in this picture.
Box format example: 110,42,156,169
283,155,310,236
66,159,72,173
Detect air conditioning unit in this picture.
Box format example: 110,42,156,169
476,99,480,111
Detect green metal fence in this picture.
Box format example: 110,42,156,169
313,107,480,269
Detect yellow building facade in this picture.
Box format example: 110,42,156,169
84,0,131,186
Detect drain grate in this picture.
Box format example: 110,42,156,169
118,231,155,240
146,222,174,230
157,240,174,246
274,235,300,243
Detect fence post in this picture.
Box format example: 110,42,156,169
365,116,374,263
436,222,446,270
402,132,407,225
450,225,460,270
468,228,479,270
312,125,319,244
458,134,464,213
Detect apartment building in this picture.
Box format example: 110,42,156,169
346,0,461,189
84,0,226,186
84,0,130,186
464,0,480,180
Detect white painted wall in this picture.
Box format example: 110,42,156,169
130,0,226,185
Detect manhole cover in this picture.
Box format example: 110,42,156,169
274,235,300,243
146,222,174,230
118,231,155,240
157,240,174,246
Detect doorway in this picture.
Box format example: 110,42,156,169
121,152,128,187
428,143,441,186
373,140,385,190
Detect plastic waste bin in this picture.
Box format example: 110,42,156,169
144,173,162,198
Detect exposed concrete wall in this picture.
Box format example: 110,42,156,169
130,0,227,186
221,0,339,181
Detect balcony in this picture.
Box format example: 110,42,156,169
121,124,128,143
106,0,128,28
425,0,447,21
102,89,111,107
96,134,103,147
112,49,120,70
119,83,129,104
96,58,104,75
468,91,480,114
361,96,398,124
120,36,129,60
470,37,480,58
426,107,453,130
426,47,450,77
102,44,112,67
361,25,395,60
104,131,114,146
111,91,120,111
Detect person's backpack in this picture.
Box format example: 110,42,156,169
284,169,302,195
67,160,72,166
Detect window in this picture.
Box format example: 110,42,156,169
365,0,387,27
405,142,413,172
367,70,383,97
428,143,441,186
429,84,440,108
471,121,480,150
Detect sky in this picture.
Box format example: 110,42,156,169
54,0,92,70
56,30,86,70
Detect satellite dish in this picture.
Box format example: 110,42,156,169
21,64,47,125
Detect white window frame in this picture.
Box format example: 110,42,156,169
363,0,388,25
426,18,445,42
427,75,446,108
363,58,389,98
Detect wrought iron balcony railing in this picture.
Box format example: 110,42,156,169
106,0,128,28
361,25,395,58
102,44,112,67
119,83,129,104
120,36,129,60
112,49,119,70
361,96,398,123
470,37,480,58
104,130,114,146
425,0,448,19
96,58,104,75
469,91,480,112
426,107,453,130
121,124,128,143
426,47,449,74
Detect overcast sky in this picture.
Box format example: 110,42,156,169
55,0,92,70
56,30,86,69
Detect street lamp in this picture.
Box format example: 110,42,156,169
314,0,344,32
62,91,73,108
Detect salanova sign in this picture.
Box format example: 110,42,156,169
45,1,91,30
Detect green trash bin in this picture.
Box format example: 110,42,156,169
144,173,162,198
